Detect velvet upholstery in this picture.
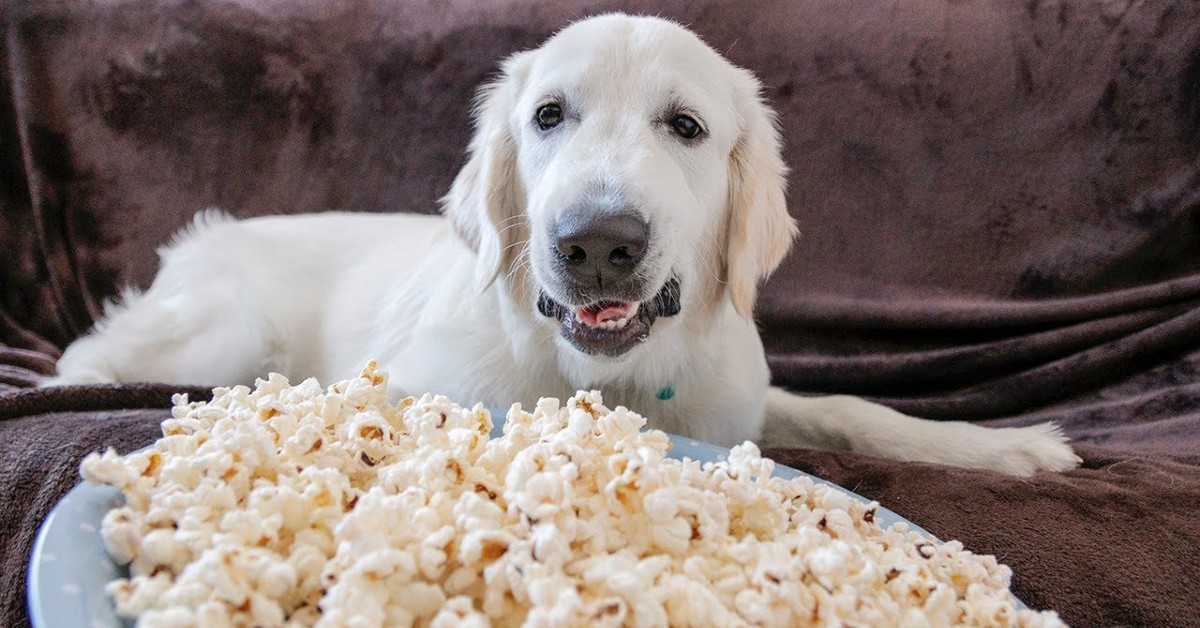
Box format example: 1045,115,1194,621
2,1,1199,625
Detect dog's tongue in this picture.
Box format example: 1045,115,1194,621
576,301,634,327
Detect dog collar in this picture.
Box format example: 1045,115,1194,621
656,385,675,401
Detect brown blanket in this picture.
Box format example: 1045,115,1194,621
4,0,1200,438
3,0,1200,626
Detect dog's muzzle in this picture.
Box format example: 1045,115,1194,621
537,276,681,357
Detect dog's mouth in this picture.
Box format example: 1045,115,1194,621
536,277,681,357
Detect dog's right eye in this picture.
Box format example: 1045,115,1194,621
536,104,563,130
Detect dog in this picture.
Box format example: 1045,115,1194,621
45,13,1080,476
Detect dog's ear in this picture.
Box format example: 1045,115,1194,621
723,70,798,318
441,53,531,288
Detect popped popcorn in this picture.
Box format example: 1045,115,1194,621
81,362,1065,627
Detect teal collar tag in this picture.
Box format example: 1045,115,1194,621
656,385,675,401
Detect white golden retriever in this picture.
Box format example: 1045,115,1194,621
47,14,1079,476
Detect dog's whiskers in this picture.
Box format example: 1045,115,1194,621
500,237,530,256
505,252,531,284
691,239,722,287
495,223,526,244
495,214,527,227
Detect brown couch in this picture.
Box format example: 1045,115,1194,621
3,0,1200,625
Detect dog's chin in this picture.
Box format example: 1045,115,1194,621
537,276,681,358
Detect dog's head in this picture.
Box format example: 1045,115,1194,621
442,13,796,360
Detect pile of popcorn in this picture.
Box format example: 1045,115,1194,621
81,362,1064,627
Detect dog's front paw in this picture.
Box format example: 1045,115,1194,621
983,422,1082,477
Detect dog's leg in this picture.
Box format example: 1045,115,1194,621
759,387,1082,476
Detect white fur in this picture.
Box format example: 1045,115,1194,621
46,14,1080,476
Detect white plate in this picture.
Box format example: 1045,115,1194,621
30,421,994,627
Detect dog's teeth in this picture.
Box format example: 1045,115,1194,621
617,318,627,329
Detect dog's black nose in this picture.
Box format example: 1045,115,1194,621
553,210,649,285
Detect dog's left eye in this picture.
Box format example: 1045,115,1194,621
536,104,563,130
670,114,703,139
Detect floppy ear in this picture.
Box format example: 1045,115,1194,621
441,53,531,288
724,70,798,318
